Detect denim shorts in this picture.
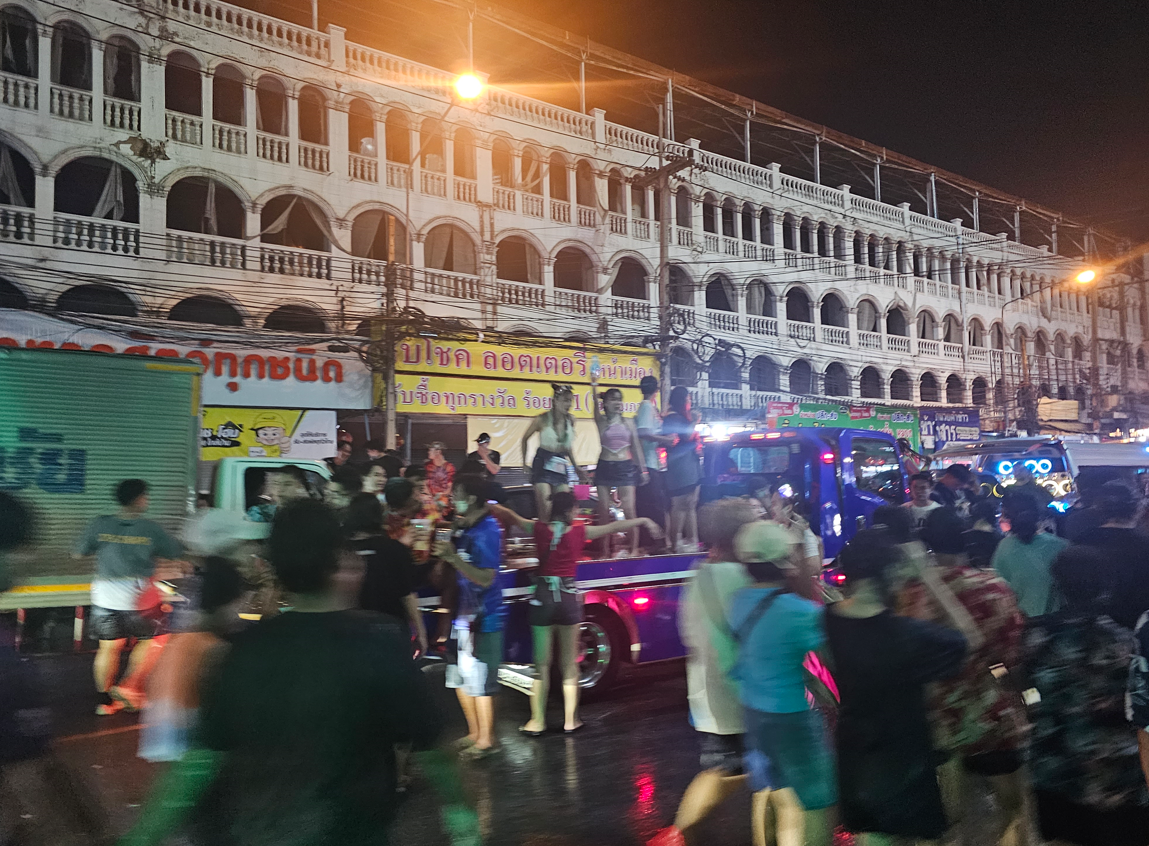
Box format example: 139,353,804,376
743,707,837,810
529,576,582,627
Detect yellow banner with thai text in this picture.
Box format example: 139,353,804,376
394,375,645,419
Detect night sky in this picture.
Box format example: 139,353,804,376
491,0,1149,243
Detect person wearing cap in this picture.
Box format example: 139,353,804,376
726,520,837,846
461,433,501,478
424,442,456,516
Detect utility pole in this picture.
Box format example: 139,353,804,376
1087,229,1102,434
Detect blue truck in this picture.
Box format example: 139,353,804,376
482,426,914,695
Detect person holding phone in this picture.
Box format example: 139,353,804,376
590,373,649,558
521,384,588,521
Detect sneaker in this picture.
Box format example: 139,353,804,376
109,685,144,712
95,700,124,716
647,827,687,846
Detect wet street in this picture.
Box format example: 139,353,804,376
31,652,765,846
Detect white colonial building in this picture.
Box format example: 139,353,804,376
0,0,1145,427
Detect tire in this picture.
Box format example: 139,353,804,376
577,608,625,697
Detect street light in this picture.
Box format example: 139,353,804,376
454,73,484,101
1076,269,1096,284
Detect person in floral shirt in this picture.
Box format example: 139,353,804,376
1024,545,1149,846
905,507,1028,845
424,442,456,516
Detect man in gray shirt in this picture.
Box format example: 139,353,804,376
74,479,182,715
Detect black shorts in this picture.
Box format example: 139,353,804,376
594,459,639,488
669,482,700,499
90,605,165,641
529,576,582,627
699,731,744,775
531,449,569,487
962,749,1023,776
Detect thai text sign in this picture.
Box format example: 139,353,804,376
395,336,658,385
766,401,921,450
919,408,981,452
395,375,645,419
200,408,337,460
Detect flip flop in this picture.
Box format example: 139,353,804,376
519,725,546,737
564,723,585,734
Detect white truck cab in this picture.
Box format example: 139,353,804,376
204,457,332,515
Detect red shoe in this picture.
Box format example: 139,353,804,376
647,827,686,846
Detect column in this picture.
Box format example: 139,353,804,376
202,68,214,136
36,24,51,112
542,257,556,302
140,51,165,139
474,136,493,205
247,205,262,268
329,102,349,181
286,91,299,143
847,307,859,349
811,294,823,343
243,81,258,159
92,39,104,119
778,295,789,340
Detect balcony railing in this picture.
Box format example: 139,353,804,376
493,186,515,212
496,278,545,308
705,388,745,409
632,219,651,240
748,316,778,336
212,124,247,154
256,133,290,163
420,171,447,197
610,297,651,321
349,153,378,182
522,194,544,218
259,244,331,279
707,310,740,333
918,339,940,357
49,85,92,121
577,205,596,228
298,142,330,172
676,227,693,247
789,321,815,341
53,214,139,255
608,213,627,235
859,330,882,350
554,289,599,315
0,204,35,242
104,96,141,131
551,199,571,224
166,112,203,145
671,304,696,329
943,342,963,359
455,178,478,204
386,163,411,189
823,325,849,346
722,237,739,256
703,233,719,252
351,257,387,285
424,268,481,300
887,335,910,353
0,72,36,110
166,232,247,269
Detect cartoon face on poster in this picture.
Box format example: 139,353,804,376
200,409,337,460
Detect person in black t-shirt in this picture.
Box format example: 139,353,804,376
122,499,477,846
461,432,501,478
346,493,428,656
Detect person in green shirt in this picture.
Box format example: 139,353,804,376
992,493,1068,616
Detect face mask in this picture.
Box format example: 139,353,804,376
454,499,470,515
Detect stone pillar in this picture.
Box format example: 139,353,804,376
36,24,51,112
140,51,165,139
329,101,349,180
326,25,346,70
542,257,556,300
475,135,493,204
286,91,299,144
92,39,104,114
243,80,257,158
778,295,789,340
566,164,577,213
410,230,426,270
591,107,605,145
847,306,859,349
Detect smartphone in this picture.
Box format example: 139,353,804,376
435,527,453,544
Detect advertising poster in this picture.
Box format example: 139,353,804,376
394,375,645,419
919,408,981,452
766,401,921,450
200,408,337,460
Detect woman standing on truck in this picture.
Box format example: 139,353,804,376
590,375,649,558
663,386,702,554
492,492,659,735
521,384,588,521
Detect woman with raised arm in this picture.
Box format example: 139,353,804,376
590,374,649,558
521,384,588,522
491,492,659,734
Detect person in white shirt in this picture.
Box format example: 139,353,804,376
904,472,942,533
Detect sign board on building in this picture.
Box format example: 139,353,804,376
200,408,337,460
394,375,645,419
765,401,921,450
0,310,372,408
919,408,982,452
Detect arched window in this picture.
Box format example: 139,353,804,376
264,304,325,333
800,218,815,253
1034,335,1048,357
759,208,774,245
859,366,882,399
945,375,964,405
705,276,735,312
419,119,445,171
385,110,411,164
746,280,775,317
549,152,569,201
55,157,139,222
786,289,812,323
520,147,543,195
857,300,880,333
670,347,699,388
612,258,647,300
991,323,1006,350
103,36,139,101
575,160,594,207
669,265,693,306
424,224,476,274
782,214,797,251
51,21,90,90
0,8,37,77
297,85,326,145
817,223,831,258
709,351,740,390
348,99,376,156
971,377,987,406
917,311,937,340
495,236,541,285
942,315,962,344
853,232,865,265
260,195,328,252
169,295,243,326
920,372,939,403
57,284,136,316
820,293,847,327
967,319,985,347
676,187,691,227
886,307,908,337
491,138,513,186
553,246,593,291
749,355,779,392
630,183,647,219
350,210,407,263
166,51,202,116
166,177,244,238
789,360,813,395
0,142,34,207
721,200,737,238
213,64,245,127
607,170,626,214
890,369,912,401
1054,334,1068,359
0,277,29,309
834,226,848,261
453,128,476,179
1073,338,1086,361
255,75,286,135
824,363,850,397
702,195,717,233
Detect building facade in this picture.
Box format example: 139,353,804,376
0,0,1145,430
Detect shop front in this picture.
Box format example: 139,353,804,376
764,401,922,451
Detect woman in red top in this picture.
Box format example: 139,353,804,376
493,491,659,735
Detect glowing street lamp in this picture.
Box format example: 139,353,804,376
1075,269,1096,284
454,73,484,101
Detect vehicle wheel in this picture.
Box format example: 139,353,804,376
578,609,624,696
